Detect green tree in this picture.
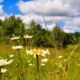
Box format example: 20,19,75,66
3,16,25,37
25,20,51,47
0,19,3,42
52,25,66,48
2,15,25,44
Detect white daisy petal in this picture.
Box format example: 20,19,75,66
29,63,33,66
9,54,14,58
12,46,23,50
58,56,62,59
11,36,20,40
23,35,33,39
1,68,7,73
41,63,45,66
0,59,13,66
41,58,48,63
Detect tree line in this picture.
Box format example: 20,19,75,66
0,15,80,48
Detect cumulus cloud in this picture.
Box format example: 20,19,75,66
17,14,66,26
17,14,70,24
17,0,80,32
16,14,57,30
17,0,76,17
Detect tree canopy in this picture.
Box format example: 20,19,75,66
0,16,80,48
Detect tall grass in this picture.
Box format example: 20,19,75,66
0,44,80,80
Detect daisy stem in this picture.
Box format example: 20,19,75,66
36,55,39,72
17,49,25,80
17,49,22,63
36,55,40,80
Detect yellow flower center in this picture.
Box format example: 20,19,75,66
38,49,43,55
32,49,44,55
32,49,38,55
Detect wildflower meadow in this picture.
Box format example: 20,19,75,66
0,15,80,80
0,34,80,80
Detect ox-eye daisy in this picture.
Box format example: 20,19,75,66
26,48,49,57
23,35,33,39
12,46,23,50
11,36,20,40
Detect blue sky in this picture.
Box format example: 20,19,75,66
0,0,80,33
1,0,21,14
1,0,32,14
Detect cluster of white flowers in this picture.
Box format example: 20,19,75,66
41,58,48,66
11,35,32,50
11,34,32,41
11,34,50,68
26,48,49,67
0,59,13,74
0,59,13,66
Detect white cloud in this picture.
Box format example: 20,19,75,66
17,14,43,24
15,13,80,33
16,0,80,32
0,13,80,33
0,5,4,16
42,23,56,31
0,14,12,20
17,0,76,17
0,0,79,33
0,0,3,3
17,13,71,24
16,14,56,30
63,18,80,33
0,5,7,20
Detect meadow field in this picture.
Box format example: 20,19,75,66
0,44,80,80
0,0,80,79
0,15,80,80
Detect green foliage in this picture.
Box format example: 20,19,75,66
2,15,25,37
52,25,67,48
25,20,54,47
14,17,25,36
0,16,80,47
0,19,3,42
1,16,25,44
